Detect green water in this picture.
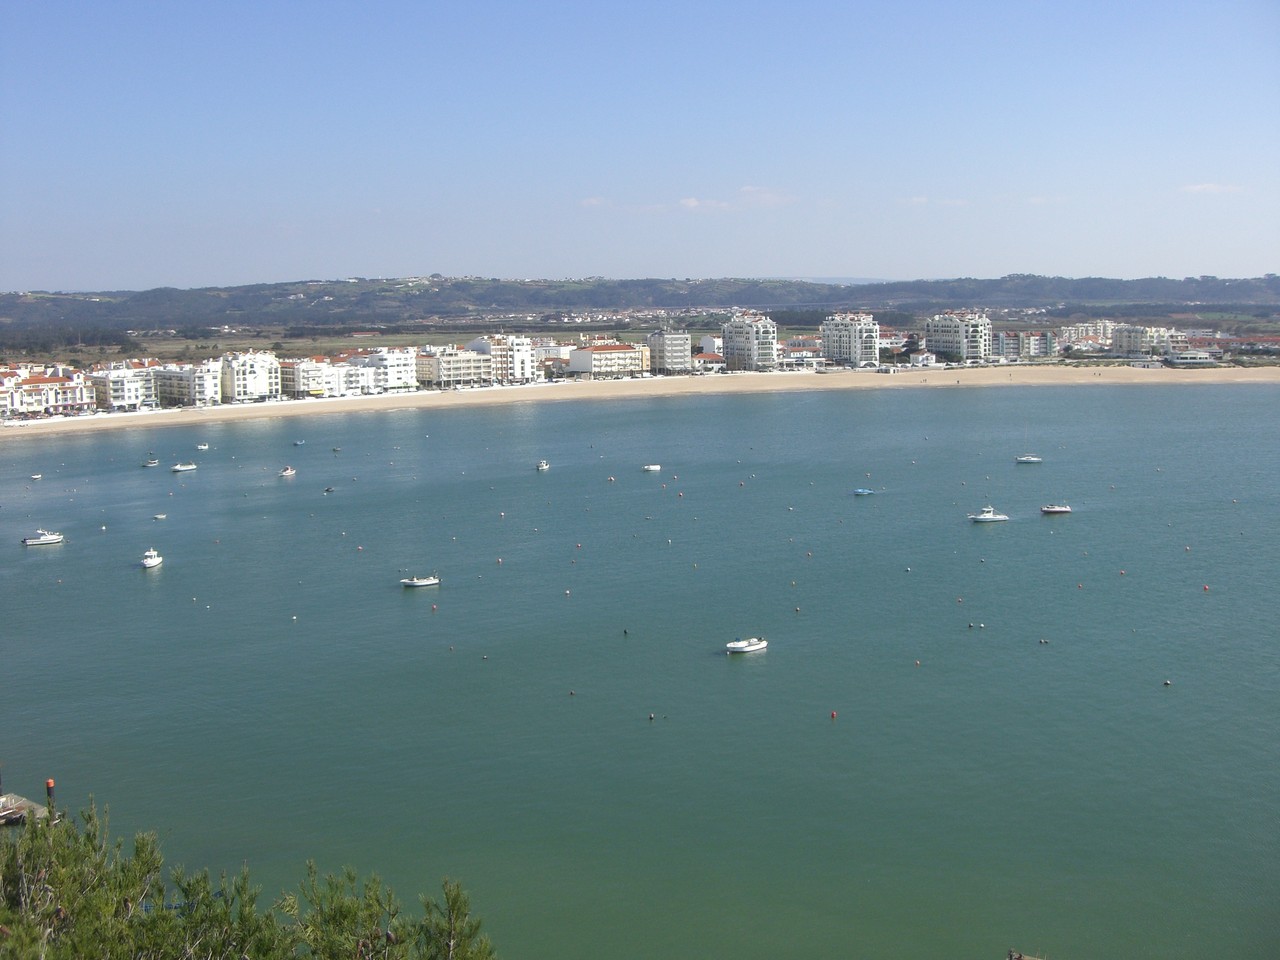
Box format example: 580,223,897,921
3,385,1278,958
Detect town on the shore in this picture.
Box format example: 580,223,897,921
1,309,1262,420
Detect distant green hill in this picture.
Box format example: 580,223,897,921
2,274,1277,352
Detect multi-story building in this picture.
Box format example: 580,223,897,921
923,311,992,362
416,347,494,389
154,360,222,407
819,312,880,366
346,347,418,392
1111,324,1187,357
86,362,158,411
220,350,281,403
646,330,693,375
993,330,1058,360
568,343,647,379
466,335,537,383
721,312,778,371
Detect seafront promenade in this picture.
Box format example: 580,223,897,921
5,363,1278,439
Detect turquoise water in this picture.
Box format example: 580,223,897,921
3,384,1278,959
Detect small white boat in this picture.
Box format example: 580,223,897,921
22,529,64,546
969,505,1009,522
726,637,767,654
642,464,661,472
141,547,163,569
1040,503,1072,515
536,460,550,471
279,465,296,477
171,462,197,473
196,443,209,451
401,574,441,587
1015,454,1043,464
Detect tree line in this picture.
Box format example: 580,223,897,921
0,803,496,959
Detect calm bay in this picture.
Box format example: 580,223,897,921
3,383,1278,959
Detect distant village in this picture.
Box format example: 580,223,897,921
1,309,1269,420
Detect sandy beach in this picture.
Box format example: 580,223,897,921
5,363,1279,439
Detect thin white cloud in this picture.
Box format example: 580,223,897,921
1180,183,1241,194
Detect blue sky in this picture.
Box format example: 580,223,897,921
2,0,1277,291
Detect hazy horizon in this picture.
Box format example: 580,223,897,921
2,1,1277,292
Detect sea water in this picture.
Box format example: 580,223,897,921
2,384,1278,959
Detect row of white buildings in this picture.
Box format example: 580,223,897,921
1,312,1213,418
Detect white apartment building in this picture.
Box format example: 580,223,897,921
87,362,158,411
280,358,345,399
346,347,418,392
993,330,1058,359
819,312,880,366
1111,324,1188,357
568,343,647,378
154,360,222,407
6,370,95,417
721,312,778,371
417,347,494,389
466,335,537,383
923,312,992,362
220,350,281,403
646,330,693,374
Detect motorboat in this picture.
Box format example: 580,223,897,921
196,443,209,451
969,505,1010,522
22,529,64,546
642,464,661,472
401,574,441,587
279,465,296,477
141,547,163,569
1015,454,1043,464
853,488,875,496
536,460,550,471
171,462,197,472
1040,503,1072,514
726,637,767,654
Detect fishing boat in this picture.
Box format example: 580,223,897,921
968,505,1009,522
171,462,197,473
401,574,441,587
1040,503,1072,514
726,637,767,654
22,529,64,546
279,465,296,477
141,547,163,569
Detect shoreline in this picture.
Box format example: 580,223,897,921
4,364,1279,439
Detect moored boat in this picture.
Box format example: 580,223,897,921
401,574,441,587
969,505,1009,522
726,636,767,654
22,529,64,546
141,547,163,568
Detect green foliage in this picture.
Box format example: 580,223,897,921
0,803,495,959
